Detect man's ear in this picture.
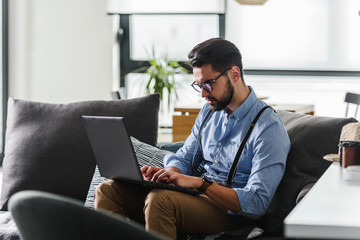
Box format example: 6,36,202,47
229,66,241,83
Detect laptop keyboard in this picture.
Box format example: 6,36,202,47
143,180,201,195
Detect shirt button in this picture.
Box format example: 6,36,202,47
237,118,240,121
218,142,222,146
215,160,219,164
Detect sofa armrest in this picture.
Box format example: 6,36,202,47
9,190,166,240
295,182,315,205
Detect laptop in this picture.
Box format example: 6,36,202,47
82,115,200,195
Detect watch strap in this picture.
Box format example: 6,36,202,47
198,176,213,193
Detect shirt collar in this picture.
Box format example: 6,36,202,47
225,86,258,120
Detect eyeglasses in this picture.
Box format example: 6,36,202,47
191,68,231,93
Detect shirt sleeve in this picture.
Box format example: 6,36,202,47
163,104,210,175
230,117,291,220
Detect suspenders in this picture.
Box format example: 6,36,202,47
192,105,274,187
226,105,272,187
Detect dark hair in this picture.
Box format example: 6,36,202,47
187,38,244,80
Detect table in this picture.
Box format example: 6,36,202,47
172,104,314,142
270,103,314,115
284,162,360,239
172,108,199,142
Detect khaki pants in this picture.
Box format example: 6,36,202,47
95,180,254,240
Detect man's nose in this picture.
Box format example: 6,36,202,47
201,88,210,98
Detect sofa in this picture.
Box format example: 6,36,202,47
0,93,357,240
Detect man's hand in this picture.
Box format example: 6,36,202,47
141,165,241,211
141,166,164,181
141,166,203,189
153,170,202,189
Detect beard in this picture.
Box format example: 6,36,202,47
207,77,234,111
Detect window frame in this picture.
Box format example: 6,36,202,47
114,4,360,89
244,69,360,77
1,0,9,164
117,13,226,87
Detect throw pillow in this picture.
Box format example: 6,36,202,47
259,110,358,235
1,94,160,210
84,137,172,209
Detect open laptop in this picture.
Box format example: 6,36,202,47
82,115,200,195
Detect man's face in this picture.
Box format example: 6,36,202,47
193,64,234,111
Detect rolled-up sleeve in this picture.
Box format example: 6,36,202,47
230,120,290,220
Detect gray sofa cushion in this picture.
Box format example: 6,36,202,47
259,110,358,236
1,94,160,211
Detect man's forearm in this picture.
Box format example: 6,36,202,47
191,176,242,212
166,166,182,173
165,168,241,212
204,183,241,212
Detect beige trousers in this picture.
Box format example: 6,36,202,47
95,180,253,240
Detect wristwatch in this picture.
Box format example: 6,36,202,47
198,175,213,193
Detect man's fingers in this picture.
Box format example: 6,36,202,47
152,169,168,182
140,165,149,174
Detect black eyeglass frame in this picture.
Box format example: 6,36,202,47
191,67,231,93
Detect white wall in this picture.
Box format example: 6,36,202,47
9,0,114,103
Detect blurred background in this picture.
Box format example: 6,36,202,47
1,0,360,149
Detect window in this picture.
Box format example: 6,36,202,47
120,13,224,126
119,13,225,87
106,0,226,126
109,0,360,125
107,0,226,87
131,15,220,61
226,0,360,74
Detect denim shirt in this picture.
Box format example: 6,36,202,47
164,86,290,220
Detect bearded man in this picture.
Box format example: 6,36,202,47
95,38,290,240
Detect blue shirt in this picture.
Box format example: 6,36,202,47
164,86,290,220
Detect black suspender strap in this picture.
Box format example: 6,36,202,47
226,105,273,187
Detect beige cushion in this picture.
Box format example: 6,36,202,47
340,122,360,142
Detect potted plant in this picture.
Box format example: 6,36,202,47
145,48,188,107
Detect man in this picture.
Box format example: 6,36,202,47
95,38,290,239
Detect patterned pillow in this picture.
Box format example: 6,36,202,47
84,137,172,209
0,211,19,240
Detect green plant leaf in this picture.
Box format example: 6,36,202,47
134,46,188,105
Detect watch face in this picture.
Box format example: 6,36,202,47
203,175,213,183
